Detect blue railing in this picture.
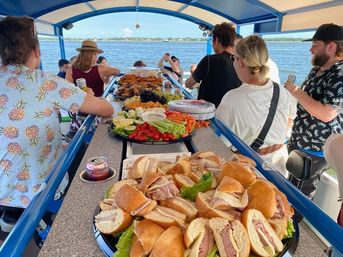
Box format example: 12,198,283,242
211,117,343,255
0,81,115,257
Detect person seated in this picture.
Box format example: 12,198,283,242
97,56,107,65
133,60,147,67
158,53,183,84
0,16,114,236
57,59,70,79
216,35,293,177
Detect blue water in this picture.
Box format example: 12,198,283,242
40,40,313,84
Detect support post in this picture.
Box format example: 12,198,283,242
56,26,66,59
206,35,212,55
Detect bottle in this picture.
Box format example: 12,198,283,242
76,78,88,91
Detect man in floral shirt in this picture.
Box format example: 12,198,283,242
285,23,343,199
0,16,113,219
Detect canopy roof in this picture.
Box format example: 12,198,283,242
0,0,342,36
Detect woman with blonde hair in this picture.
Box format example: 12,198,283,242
216,35,293,176
66,40,120,96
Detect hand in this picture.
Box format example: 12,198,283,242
84,87,94,95
190,64,197,73
284,81,299,97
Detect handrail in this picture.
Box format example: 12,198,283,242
210,117,343,255
0,82,116,257
163,73,193,99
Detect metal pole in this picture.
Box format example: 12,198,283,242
56,26,66,59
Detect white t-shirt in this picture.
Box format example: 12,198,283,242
266,58,281,85
216,79,293,176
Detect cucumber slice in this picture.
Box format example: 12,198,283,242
124,125,137,132
134,119,144,125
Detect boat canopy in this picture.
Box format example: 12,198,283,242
0,0,342,37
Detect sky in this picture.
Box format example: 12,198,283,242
63,12,315,39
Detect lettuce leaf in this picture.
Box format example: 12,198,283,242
284,219,295,239
180,172,213,201
114,222,134,257
207,245,219,257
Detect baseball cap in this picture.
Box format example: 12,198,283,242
303,23,343,42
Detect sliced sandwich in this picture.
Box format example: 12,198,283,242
184,218,215,257
242,209,283,257
247,179,294,239
150,226,185,257
160,196,198,222
105,179,138,199
174,173,195,189
218,161,257,188
115,184,157,216
143,205,187,229
209,217,250,257
134,219,165,255
128,156,159,179
195,191,239,221
210,176,248,210
140,172,179,201
94,208,132,235
130,235,146,257
165,154,192,176
230,154,256,167
190,151,222,174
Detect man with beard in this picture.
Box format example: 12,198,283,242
285,23,343,200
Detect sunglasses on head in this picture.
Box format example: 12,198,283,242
230,55,238,62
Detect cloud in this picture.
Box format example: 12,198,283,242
122,27,134,38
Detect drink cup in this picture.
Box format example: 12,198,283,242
76,78,87,90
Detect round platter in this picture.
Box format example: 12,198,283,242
92,205,299,257
108,124,193,145
168,100,216,114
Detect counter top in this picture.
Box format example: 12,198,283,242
39,115,327,257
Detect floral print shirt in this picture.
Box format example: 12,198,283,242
0,65,86,208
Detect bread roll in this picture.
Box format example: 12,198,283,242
219,161,257,188
94,208,132,235
160,196,198,222
143,206,186,229
115,184,157,216
150,226,185,257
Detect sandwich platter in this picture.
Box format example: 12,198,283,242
92,152,299,257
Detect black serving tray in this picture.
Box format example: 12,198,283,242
93,205,299,257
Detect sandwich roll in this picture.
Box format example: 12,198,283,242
187,225,214,257
99,198,115,211
144,175,179,201
242,209,283,257
160,196,198,222
94,208,132,235
130,235,146,257
129,156,159,179
246,180,277,219
115,184,157,216
209,217,250,257
184,218,208,248
211,177,248,210
174,173,195,189
230,154,256,167
143,205,187,229
106,179,138,199
134,219,165,254
195,191,238,221
150,226,185,257
219,161,257,188
166,154,191,176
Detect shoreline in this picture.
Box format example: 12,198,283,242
39,38,307,42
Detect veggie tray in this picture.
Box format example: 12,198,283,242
109,108,196,144
92,152,299,257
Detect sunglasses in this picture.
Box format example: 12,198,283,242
230,55,238,62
